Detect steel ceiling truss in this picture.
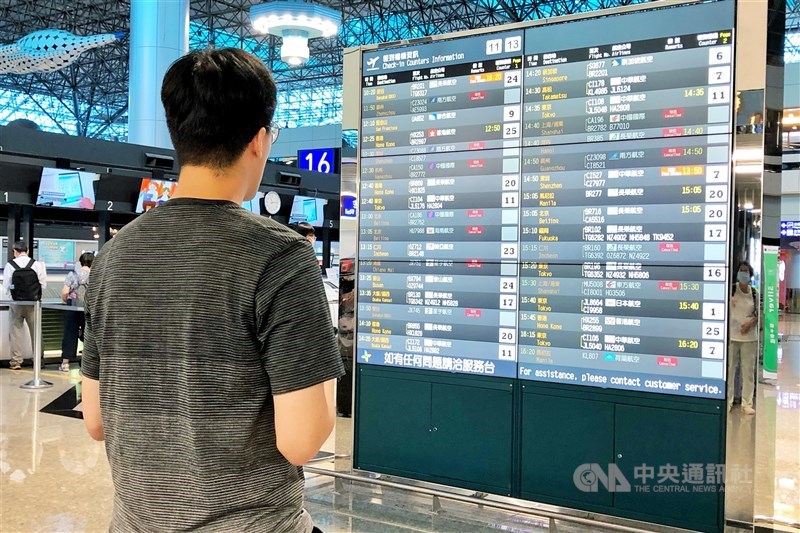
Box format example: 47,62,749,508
189,0,659,126
787,0,800,61
0,0,798,140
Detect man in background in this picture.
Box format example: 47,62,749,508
80,48,343,533
3,241,47,370
291,221,317,246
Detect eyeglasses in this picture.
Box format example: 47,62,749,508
269,124,281,144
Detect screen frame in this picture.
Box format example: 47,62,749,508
135,178,178,213
36,167,97,209
288,195,328,227
353,0,737,396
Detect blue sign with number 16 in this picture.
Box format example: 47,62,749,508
298,148,338,174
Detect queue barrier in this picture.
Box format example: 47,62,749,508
1,300,84,391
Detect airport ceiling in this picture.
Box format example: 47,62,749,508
0,0,797,138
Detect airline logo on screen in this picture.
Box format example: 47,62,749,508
342,195,357,218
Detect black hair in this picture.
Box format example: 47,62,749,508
290,222,316,238
12,241,28,254
738,261,754,277
161,48,278,169
79,252,95,268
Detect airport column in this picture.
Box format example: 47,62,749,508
97,211,112,248
9,205,35,262
6,205,21,263
733,0,785,528
128,0,189,148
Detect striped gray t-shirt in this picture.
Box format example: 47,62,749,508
81,198,344,532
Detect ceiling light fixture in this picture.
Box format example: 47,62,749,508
250,2,340,67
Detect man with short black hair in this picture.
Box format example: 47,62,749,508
80,48,343,532
3,241,47,370
291,221,317,245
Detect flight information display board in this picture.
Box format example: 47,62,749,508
356,0,736,398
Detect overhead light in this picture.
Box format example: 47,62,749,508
250,2,341,67
282,32,309,66
783,111,800,126
735,164,763,174
744,201,754,210
733,148,763,161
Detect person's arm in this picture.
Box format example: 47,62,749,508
37,261,47,290
61,272,75,304
81,376,104,441
79,260,104,441
273,378,337,465
741,288,760,332
257,239,345,466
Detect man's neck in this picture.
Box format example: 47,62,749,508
738,282,750,292
173,165,247,203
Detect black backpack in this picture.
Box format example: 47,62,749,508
9,258,42,301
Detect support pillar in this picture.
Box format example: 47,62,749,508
6,205,20,263
97,211,112,249
730,0,785,529
322,225,331,269
128,0,190,148
7,205,34,262
21,205,33,254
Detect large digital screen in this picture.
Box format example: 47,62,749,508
37,239,76,269
36,168,96,209
356,1,735,398
136,178,177,213
289,196,328,227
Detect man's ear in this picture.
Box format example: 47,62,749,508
251,127,269,160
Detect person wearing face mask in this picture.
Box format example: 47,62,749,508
728,261,758,415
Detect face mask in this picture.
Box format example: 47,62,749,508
737,272,751,285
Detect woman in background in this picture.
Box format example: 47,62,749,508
59,252,93,372
728,261,758,414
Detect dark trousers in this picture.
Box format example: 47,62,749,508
60,304,84,360
337,358,353,416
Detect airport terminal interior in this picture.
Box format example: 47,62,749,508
1,0,800,532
